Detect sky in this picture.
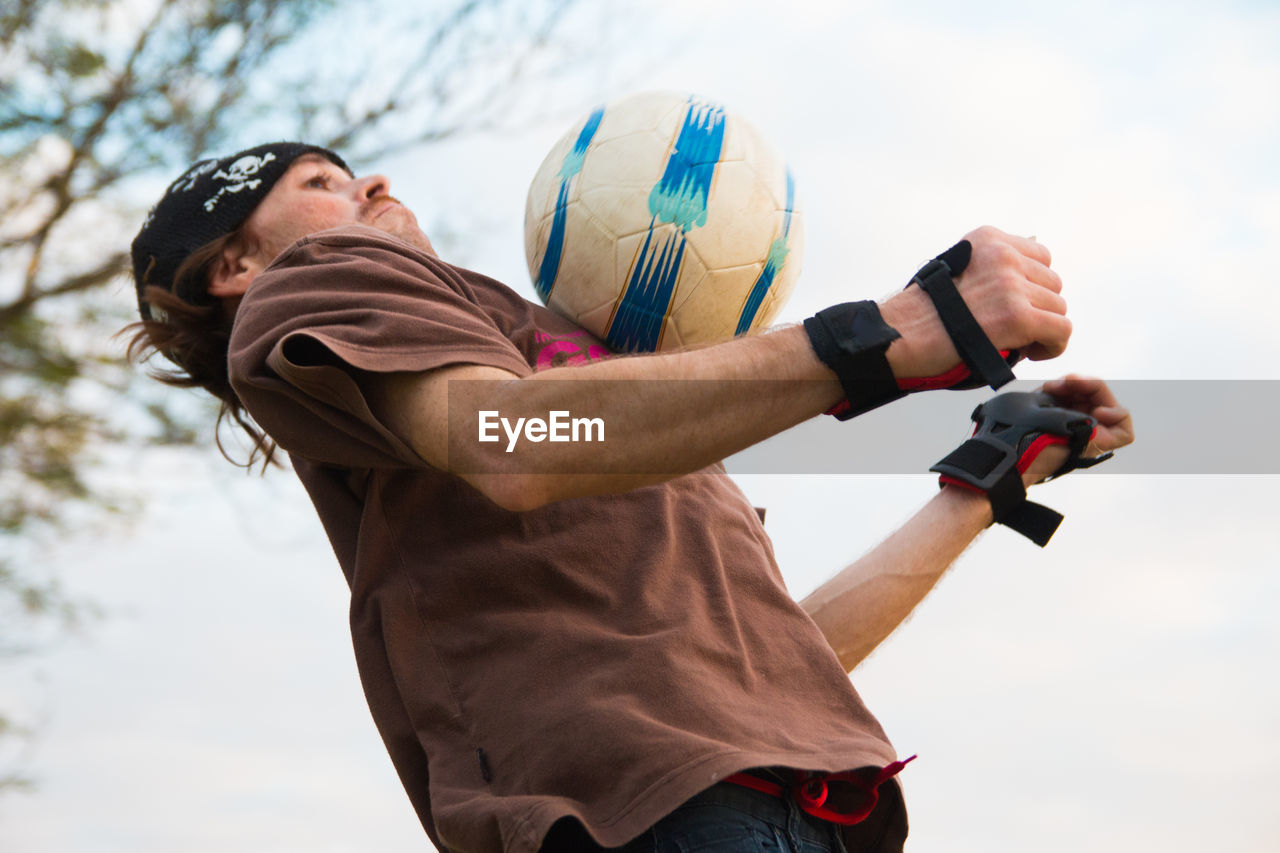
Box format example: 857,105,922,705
4,0,1279,850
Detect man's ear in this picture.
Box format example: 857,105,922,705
207,239,267,299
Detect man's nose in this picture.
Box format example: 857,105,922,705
351,173,391,200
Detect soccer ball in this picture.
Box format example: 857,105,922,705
523,91,803,352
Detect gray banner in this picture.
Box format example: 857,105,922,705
445,380,1279,475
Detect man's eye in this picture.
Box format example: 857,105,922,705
305,174,332,188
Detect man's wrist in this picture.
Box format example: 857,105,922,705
877,286,957,380
937,481,997,527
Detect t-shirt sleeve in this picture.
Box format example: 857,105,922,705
228,227,533,469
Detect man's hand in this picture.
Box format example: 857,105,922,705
879,226,1071,379
1022,374,1136,487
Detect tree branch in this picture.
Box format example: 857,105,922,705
0,251,129,325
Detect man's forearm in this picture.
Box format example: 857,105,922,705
801,485,994,672
474,326,837,485
376,325,845,509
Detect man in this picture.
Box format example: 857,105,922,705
127,143,1133,853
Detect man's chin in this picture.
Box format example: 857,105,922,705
372,222,437,257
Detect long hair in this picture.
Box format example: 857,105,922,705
123,228,279,470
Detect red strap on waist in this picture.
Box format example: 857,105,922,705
723,755,916,826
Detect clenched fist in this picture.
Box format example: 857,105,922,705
880,226,1072,379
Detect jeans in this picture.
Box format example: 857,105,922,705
540,781,849,853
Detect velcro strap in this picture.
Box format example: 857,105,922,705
911,244,1016,391
804,301,904,420
932,438,1016,492
1001,501,1065,548
932,439,1063,546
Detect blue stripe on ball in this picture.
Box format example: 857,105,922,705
534,105,606,302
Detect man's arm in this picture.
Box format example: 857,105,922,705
802,375,1136,672
366,324,840,510
364,227,1071,511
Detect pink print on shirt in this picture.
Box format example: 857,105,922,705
533,329,611,369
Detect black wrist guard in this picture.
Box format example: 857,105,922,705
808,240,1021,420
931,391,1114,546
803,300,903,421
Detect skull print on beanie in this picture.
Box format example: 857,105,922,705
131,142,350,320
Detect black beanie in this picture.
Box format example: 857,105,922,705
131,142,351,320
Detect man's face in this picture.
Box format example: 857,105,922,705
241,153,436,261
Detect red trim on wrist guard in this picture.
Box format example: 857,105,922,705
896,350,1016,392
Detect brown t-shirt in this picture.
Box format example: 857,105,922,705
228,225,906,853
